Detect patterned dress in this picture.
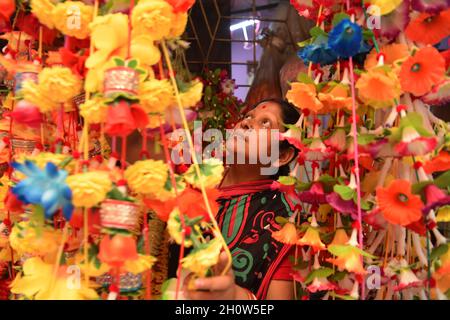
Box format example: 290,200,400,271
216,179,299,299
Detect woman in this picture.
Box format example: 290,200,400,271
183,98,302,300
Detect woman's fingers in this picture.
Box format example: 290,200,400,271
194,275,234,291
213,251,232,275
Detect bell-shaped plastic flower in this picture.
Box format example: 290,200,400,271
328,19,365,58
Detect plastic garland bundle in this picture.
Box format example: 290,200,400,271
0,0,231,300
275,0,450,300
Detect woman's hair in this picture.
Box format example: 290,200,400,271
247,98,301,178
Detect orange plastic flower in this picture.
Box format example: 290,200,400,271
286,82,323,113
329,228,350,246
272,223,299,245
423,151,450,174
318,83,353,111
327,246,367,275
356,67,402,109
376,180,424,226
98,234,139,268
405,10,450,45
399,46,446,97
364,43,409,70
297,224,326,252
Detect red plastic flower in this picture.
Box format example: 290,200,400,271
399,46,446,97
59,47,90,78
104,100,149,137
405,10,450,45
376,180,424,226
423,151,450,174
8,100,43,128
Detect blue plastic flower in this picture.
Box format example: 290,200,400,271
328,18,364,58
298,34,338,66
12,160,74,220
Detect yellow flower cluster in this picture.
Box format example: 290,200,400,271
181,237,223,277
9,221,62,258
183,158,224,189
179,81,204,108
10,257,99,300
169,12,188,38
67,171,112,208
31,0,93,39
79,96,108,124
52,1,93,39
132,0,174,41
30,0,56,29
139,79,175,114
124,159,169,196
22,66,82,113
167,208,193,248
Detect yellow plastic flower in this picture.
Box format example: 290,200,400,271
124,159,169,196
38,66,82,103
179,81,204,108
131,0,174,41
147,114,163,129
67,171,111,208
52,1,94,39
366,0,402,16
181,237,223,277
169,12,188,38
79,96,108,124
123,254,157,274
167,208,193,248
21,81,59,113
10,257,99,300
85,13,160,92
74,249,111,277
139,79,174,114
9,221,62,258
436,206,450,223
356,67,402,109
30,0,56,29
14,153,75,179
318,83,353,111
183,158,224,189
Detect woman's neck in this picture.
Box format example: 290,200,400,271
220,164,268,188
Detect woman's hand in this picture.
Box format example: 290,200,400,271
184,251,237,300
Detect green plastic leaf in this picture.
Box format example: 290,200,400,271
305,268,334,284
363,29,374,40
357,133,376,145
296,72,314,84
275,216,289,226
434,171,450,190
297,38,312,48
309,26,327,38
332,13,350,26
278,176,296,186
334,184,355,201
113,57,125,66
412,181,433,195
430,244,449,261
127,59,138,69
296,181,312,192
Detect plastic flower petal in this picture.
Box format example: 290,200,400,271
181,237,223,277
376,179,424,226
399,46,446,97
183,158,224,189
10,257,99,300
297,214,326,252
30,0,55,29
12,161,73,220
421,77,450,106
272,222,299,245
131,0,174,41
52,1,93,39
98,234,139,268
378,0,410,39
66,171,112,208
318,82,352,111
79,96,108,124
394,126,437,156
356,67,402,109
179,80,204,108
286,82,323,113
124,159,169,196
328,19,364,58
366,0,403,15
405,10,450,45
298,34,338,66
139,78,174,114
167,208,193,248
423,151,450,174
364,43,409,70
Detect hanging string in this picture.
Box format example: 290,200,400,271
345,0,365,300
161,41,233,276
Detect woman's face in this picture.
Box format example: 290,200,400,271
226,101,285,164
